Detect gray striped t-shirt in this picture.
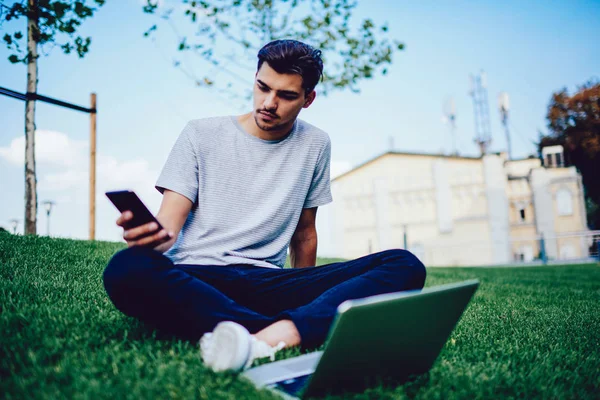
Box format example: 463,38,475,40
155,116,332,268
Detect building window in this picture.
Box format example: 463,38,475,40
542,145,566,168
556,152,564,167
519,208,526,222
556,189,573,216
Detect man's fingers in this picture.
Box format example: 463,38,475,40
129,229,169,248
116,211,133,227
123,222,159,240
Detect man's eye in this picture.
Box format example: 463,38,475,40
258,85,268,92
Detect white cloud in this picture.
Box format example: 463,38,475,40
43,169,87,191
0,130,159,197
2,130,354,241
0,130,86,167
2,130,161,241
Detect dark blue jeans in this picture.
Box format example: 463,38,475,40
103,247,426,348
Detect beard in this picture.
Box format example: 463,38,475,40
253,111,283,131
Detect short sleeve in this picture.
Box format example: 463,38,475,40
155,122,199,204
303,138,333,208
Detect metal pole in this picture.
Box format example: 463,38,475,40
0,86,95,113
0,85,97,239
10,219,19,234
450,116,457,155
539,234,547,265
46,209,50,236
500,108,512,160
504,122,512,160
89,93,97,240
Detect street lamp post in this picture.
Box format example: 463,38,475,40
42,201,55,236
10,219,19,234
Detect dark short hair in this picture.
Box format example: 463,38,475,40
257,40,324,95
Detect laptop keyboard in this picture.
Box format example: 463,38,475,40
271,373,312,396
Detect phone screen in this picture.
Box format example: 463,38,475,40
105,190,164,231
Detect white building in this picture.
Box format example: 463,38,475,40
316,146,591,266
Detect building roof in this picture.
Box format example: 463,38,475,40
332,151,483,182
505,155,539,163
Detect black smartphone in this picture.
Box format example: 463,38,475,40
105,190,164,231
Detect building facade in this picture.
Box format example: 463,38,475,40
316,146,590,266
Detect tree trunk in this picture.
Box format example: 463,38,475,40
24,0,38,235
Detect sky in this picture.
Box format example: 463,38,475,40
1,0,599,247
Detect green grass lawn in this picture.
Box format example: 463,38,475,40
1,231,599,399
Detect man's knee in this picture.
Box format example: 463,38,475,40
379,248,426,290
103,246,162,295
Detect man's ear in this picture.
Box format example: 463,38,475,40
303,90,316,109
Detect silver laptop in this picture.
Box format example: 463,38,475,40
242,280,479,399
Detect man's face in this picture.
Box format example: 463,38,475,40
252,62,315,133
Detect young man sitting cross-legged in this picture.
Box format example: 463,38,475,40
103,39,426,372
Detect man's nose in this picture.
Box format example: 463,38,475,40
263,92,277,111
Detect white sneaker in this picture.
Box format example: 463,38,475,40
199,321,286,372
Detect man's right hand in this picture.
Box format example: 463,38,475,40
116,211,173,248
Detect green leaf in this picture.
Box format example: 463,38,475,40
8,54,20,63
61,43,73,54
143,1,159,13
143,24,157,37
3,34,12,45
